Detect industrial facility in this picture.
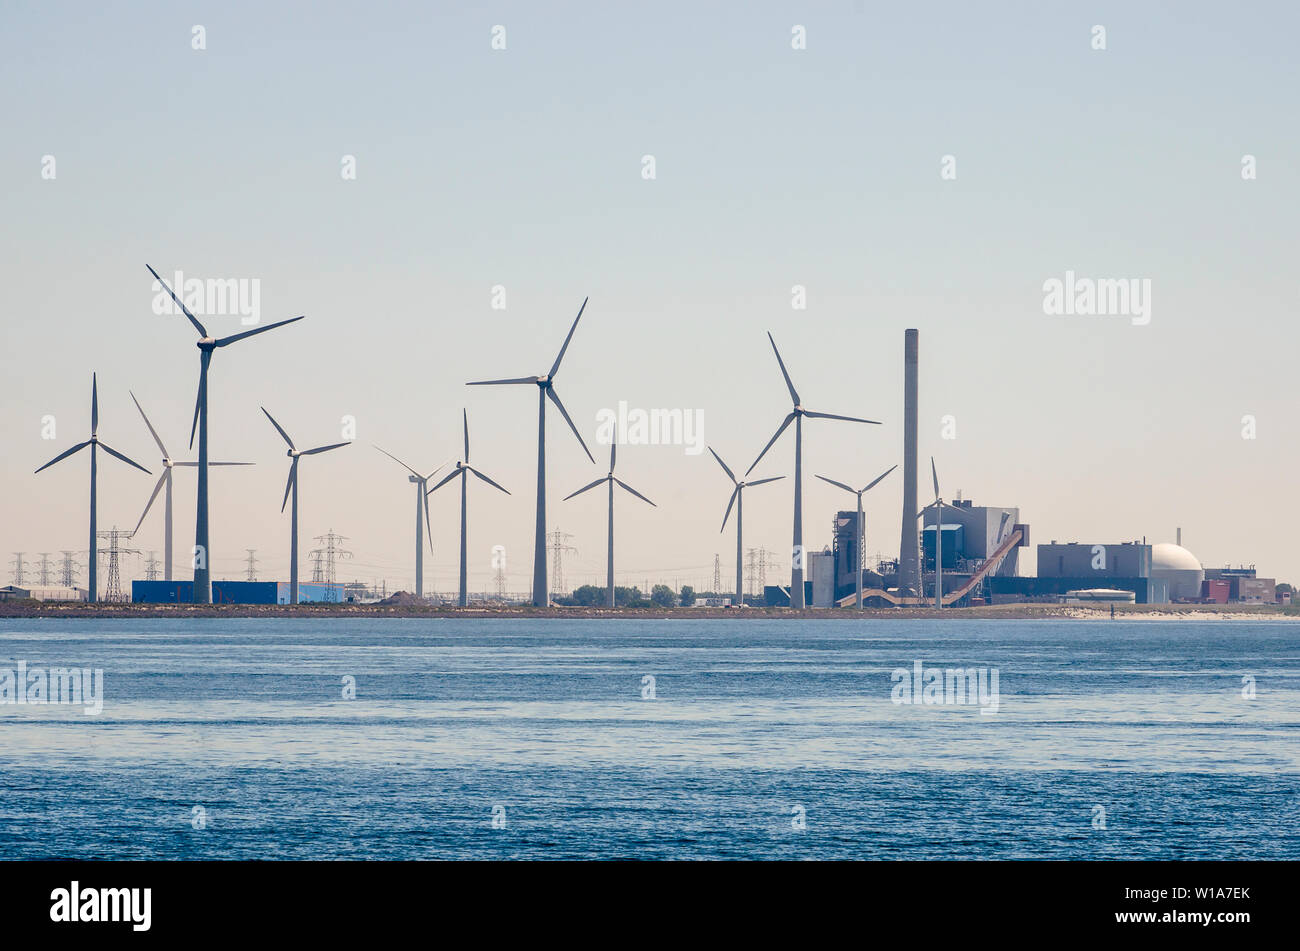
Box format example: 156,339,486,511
132,580,350,604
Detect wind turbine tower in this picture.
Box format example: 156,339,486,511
148,265,304,603
748,333,879,608
427,411,510,607
35,374,150,603
563,439,655,608
467,299,595,606
261,408,349,605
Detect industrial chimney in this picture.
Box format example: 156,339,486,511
898,329,921,596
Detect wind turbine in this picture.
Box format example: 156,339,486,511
920,456,958,610
563,437,654,608
709,447,783,608
467,298,595,607
815,464,897,609
374,447,445,601
35,374,150,602
262,408,349,605
129,391,252,581
426,410,510,607
147,264,304,603
747,332,880,609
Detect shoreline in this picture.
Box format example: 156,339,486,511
0,601,1292,621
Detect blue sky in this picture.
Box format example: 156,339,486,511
2,1,1297,593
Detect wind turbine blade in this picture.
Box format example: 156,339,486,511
261,407,295,449
97,441,151,474
463,409,470,462
423,490,434,553
546,387,595,464
615,478,655,507
281,458,298,513
189,350,210,450
130,390,168,457
131,472,168,536
746,475,785,487
91,373,99,435
374,445,421,478
610,439,616,472
423,460,449,481
468,466,510,495
862,464,898,494
931,457,940,500
302,442,349,456
549,297,588,379
466,376,537,386
34,440,90,474
214,315,305,347
147,264,207,337
766,332,801,406
207,461,254,466
720,485,739,532
708,447,736,485
563,477,607,501
815,474,856,494
745,412,795,476
427,469,461,494
803,410,880,424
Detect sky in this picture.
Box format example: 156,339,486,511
1,1,1297,596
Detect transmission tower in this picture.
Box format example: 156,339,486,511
97,527,140,603
309,549,325,583
493,558,506,599
144,551,161,581
59,551,81,587
245,549,259,582
9,553,25,586
547,527,577,601
312,530,352,602
37,553,53,586
712,554,721,594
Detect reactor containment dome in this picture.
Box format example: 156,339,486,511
1151,542,1204,602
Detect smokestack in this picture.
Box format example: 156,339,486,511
898,329,920,596
1177,527,1182,547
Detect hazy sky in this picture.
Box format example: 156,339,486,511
2,1,1296,596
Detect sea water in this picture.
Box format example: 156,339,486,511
0,617,1296,859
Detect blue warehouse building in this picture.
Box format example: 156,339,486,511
132,580,349,604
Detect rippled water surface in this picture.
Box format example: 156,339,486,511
1,618,1297,859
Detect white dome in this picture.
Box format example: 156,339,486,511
1151,543,1204,601
1152,543,1201,572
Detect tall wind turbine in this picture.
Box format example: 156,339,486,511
563,438,654,608
747,332,880,609
374,446,444,601
262,408,349,605
427,410,510,607
148,265,304,604
920,457,957,610
35,374,150,602
129,391,251,581
815,464,897,609
709,447,783,608
467,298,595,607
